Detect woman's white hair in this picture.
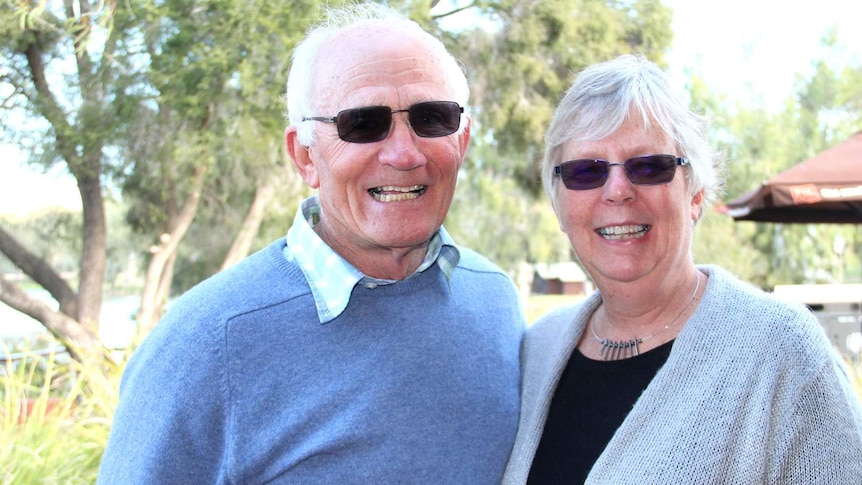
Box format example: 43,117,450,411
542,54,725,217
286,2,470,146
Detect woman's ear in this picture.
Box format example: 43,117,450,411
285,126,319,188
691,188,705,222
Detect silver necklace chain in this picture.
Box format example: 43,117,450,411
591,271,701,361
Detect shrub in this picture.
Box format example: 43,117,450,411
1,346,122,484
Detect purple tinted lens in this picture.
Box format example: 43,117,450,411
556,155,680,190
558,160,608,190
626,155,678,184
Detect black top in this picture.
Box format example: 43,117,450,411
527,339,674,485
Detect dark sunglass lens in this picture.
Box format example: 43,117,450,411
409,102,462,137
336,106,392,143
560,160,608,190
627,155,677,184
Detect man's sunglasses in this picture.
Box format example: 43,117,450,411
554,154,689,190
303,101,464,144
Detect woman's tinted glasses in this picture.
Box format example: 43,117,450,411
303,101,463,144
554,154,689,190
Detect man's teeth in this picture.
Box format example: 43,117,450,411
369,185,426,202
597,224,650,240
368,185,426,202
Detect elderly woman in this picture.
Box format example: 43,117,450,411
503,55,862,484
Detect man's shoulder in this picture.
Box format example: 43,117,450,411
454,246,507,275
164,239,308,320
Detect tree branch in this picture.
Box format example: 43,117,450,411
23,31,78,168
0,224,79,317
431,1,481,21
0,276,101,361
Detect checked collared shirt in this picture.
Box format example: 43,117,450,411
284,195,459,323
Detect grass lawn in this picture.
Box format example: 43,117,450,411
524,293,584,324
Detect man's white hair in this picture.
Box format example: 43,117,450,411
286,3,470,146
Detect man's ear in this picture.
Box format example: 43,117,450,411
457,116,472,166
285,126,319,188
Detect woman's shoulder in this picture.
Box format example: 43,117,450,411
701,265,814,318
530,302,582,332
526,293,600,347
697,265,835,365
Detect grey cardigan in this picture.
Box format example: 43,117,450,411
504,265,862,484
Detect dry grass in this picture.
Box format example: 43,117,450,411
847,359,862,404
524,293,583,324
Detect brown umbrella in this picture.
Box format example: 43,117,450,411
723,131,862,223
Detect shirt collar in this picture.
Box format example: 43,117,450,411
284,195,459,324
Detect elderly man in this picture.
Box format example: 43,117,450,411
98,3,524,484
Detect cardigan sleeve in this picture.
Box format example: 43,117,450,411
768,356,862,483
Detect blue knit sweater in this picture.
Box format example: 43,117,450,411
98,238,525,484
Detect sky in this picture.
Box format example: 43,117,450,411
1,0,860,216
664,0,861,111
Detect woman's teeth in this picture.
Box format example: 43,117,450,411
597,224,650,240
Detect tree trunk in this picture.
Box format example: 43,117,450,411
75,171,107,333
154,251,177,316
220,183,275,271
136,165,207,332
1,2,112,363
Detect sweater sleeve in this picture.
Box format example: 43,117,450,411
97,240,296,484
97,294,231,484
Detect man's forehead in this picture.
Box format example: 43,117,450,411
311,26,451,110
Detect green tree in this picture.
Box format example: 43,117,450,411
702,45,862,289
0,0,712,354
0,0,318,355
456,0,673,194
0,1,136,359
120,0,316,331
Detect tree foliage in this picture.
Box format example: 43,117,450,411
691,34,862,289
0,0,318,352
116,0,316,330
453,0,673,194
0,0,129,359
1,1,859,357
